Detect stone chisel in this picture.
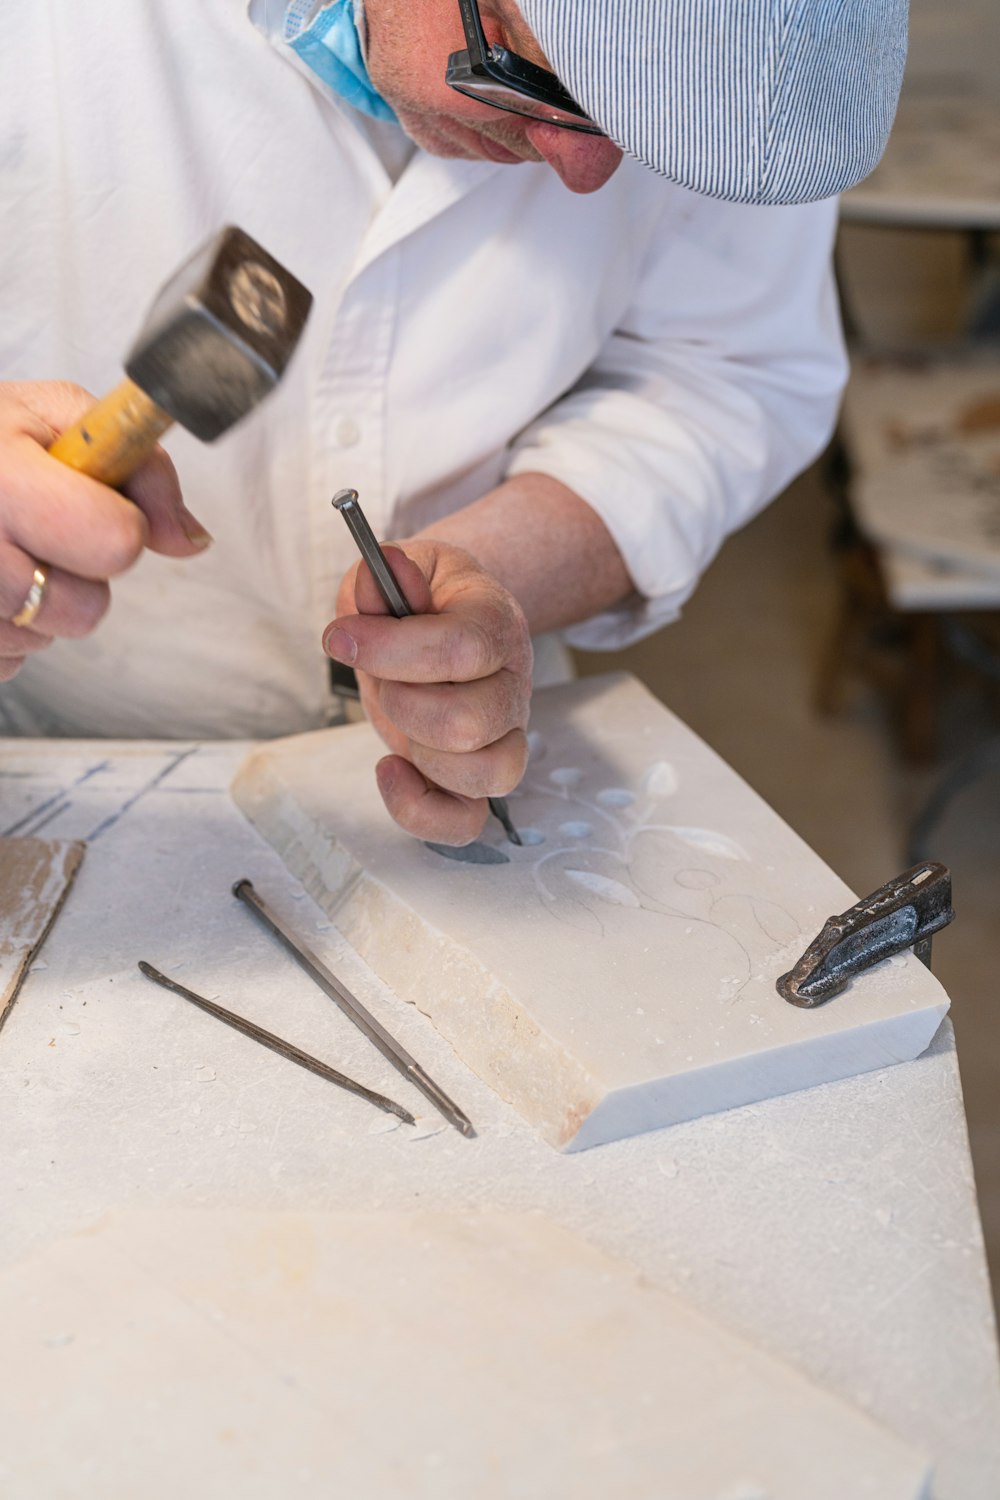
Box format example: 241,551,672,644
331,487,522,847
233,879,476,1138
137,960,415,1124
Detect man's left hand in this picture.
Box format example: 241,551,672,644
325,539,532,845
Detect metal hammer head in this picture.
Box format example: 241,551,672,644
124,226,313,442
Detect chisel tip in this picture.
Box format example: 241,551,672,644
489,796,521,846
407,1065,476,1139
440,1102,477,1139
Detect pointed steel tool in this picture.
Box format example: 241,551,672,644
137,960,415,1124
332,487,522,847
233,879,476,1138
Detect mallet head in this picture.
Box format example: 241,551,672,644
125,226,313,442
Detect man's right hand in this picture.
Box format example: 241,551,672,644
0,381,212,682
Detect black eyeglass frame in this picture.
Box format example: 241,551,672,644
445,0,601,135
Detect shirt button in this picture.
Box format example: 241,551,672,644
335,416,361,447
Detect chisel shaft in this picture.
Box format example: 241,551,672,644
137,960,415,1123
233,879,476,1138
332,487,521,847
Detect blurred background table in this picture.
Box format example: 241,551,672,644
822,81,1000,846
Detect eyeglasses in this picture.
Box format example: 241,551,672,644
445,0,602,135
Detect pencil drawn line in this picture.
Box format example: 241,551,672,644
86,747,201,842
1,760,111,837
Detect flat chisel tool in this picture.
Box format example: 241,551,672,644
233,879,476,1138
332,487,522,847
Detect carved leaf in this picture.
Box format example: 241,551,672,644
564,870,641,907
642,761,678,799
665,827,749,861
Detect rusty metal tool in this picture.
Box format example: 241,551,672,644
233,879,476,1138
777,861,954,1008
137,960,415,1125
49,226,312,487
331,487,522,847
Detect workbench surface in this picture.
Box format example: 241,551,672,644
1,738,998,1496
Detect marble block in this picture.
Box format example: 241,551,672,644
0,1208,931,1499
231,673,949,1151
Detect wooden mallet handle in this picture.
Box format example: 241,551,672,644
47,378,174,489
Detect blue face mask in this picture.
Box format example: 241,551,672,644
284,1,397,122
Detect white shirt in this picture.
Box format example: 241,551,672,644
0,0,845,740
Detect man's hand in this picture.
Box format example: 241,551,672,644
0,381,211,682
326,539,533,845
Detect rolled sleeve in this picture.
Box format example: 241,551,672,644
506,195,847,650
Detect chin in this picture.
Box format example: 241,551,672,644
394,109,477,159
394,106,535,167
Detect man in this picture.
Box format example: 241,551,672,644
0,0,906,843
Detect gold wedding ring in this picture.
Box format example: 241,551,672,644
11,564,48,629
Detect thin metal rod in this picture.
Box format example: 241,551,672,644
233,879,476,1139
137,960,415,1125
331,487,522,847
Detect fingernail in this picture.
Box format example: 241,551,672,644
323,627,357,665
182,514,213,550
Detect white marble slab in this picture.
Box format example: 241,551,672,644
231,674,949,1151
0,1206,930,1500
0,738,996,1496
